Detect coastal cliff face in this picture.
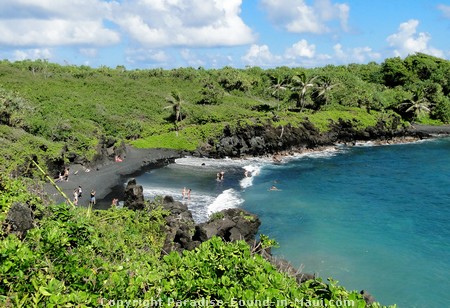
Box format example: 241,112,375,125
204,118,430,158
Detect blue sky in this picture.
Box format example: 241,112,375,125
0,0,449,69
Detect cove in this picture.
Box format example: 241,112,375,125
137,138,450,307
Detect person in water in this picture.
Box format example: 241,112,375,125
217,171,224,181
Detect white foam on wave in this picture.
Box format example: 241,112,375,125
175,156,247,168
207,188,244,216
143,187,183,199
239,177,253,189
285,146,345,161
239,164,262,189
143,186,218,223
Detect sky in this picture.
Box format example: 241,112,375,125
1,0,450,70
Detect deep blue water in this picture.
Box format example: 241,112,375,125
137,138,450,308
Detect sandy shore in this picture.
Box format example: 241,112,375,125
408,123,450,135
44,146,182,209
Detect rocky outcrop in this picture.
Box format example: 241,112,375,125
193,208,261,244
158,197,261,254
208,120,327,158
206,118,434,159
45,136,127,180
124,178,146,210
161,196,200,254
3,203,34,239
88,136,127,168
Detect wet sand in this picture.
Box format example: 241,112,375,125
44,146,182,209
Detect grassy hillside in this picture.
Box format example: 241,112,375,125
2,55,449,307
1,55,449,178
0,177,393,307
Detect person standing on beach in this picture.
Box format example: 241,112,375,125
111,198,118,207
73,188,79,205
187,188,191,200
89,190,96,206
182,187,187,199
64,167,70,181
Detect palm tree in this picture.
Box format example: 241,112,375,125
290,73,318,112
164,91,186,131
400,92,430,121
314,76,339,109
268,75,288,110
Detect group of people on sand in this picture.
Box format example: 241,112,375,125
72,186,82,205
56,167,70,182
72,186,96,206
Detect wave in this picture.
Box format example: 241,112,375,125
142,187,184,199
175,156,248,168
239,164,262,189
207,188,244,216
290,147,344,160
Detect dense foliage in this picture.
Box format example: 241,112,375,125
1,53,449,175
0,179,392,307
3,54,449,307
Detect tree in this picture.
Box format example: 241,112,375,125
164,91,187,131
432,96,450,123
312,76,339,110
268,75,288,110
290,73,318,112
381,57,415,87
198,80,224,105
400,90,430,121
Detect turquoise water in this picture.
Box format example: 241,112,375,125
137,138,450,307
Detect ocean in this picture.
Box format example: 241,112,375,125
136,137,450,308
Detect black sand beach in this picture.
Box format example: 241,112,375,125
409,123,450,135
44,146,182,209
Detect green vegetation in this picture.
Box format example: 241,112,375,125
3,53,449,307
0,178,391,307
1,54,449,175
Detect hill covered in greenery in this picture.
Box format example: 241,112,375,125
1,177,392,307
2,53,450,307
1,52,449,175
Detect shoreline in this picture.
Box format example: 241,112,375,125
43,124,450,209
44,146,182,209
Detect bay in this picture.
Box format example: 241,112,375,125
137,138,450,307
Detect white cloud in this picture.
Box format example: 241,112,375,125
437,4,450,18
260,0,350,34
333,44,381,63
241,44,281,67
113,0,255,48
0,0,255,49
242,40,381,68
386,19,444,58
0,0,119,47
242,40,348,68
125,48,170,65
180,49,206,67
285,39,316,59
13,48,52,61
